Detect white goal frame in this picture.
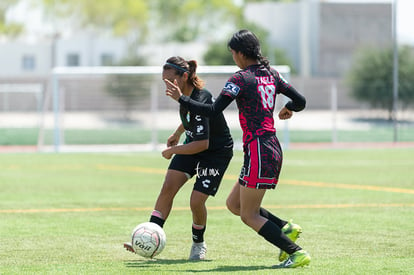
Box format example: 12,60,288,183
47,65,291,152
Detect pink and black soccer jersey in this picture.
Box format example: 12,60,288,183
179,64,305,146
222,64,293,144
178,64,305,189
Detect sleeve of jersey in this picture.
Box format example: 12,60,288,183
275,71,306,112
178,93,233,117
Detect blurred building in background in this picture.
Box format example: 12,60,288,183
245,0,393,109
0,1,392,77
0,0,394,111
1,0,412,151
245,0,392,77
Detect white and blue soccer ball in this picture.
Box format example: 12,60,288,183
131,222,166,258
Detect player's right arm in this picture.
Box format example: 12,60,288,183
163,99,212,160
167,124,184,147
162,139,209,160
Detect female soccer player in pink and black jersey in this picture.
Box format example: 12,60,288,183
165,30,310,268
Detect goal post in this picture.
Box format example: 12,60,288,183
48,65,290,152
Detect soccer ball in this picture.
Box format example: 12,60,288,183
131,222,166,258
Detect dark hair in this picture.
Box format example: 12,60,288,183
163,56,204,90
228,29,271,71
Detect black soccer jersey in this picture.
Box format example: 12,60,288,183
180,88,233,155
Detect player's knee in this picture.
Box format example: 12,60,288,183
226,198,240,216
240,213,251,225
190,197,203,211
190,191,208,211
160,179,181,196
239,211,258,227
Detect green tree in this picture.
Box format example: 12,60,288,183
38,0,149,55
104,55,151,120
203,23,296,73
0,0,23,37
347,46,414,119
150,0,241,42
204,23,268,65
39,0,149,36
203,41,234,65
39,0,240,43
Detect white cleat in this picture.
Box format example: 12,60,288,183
188,242,207,260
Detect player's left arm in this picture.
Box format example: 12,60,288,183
274,70,306,113
164,78,233,117
275,71,306,120
282,85,306,112
278,85,306,120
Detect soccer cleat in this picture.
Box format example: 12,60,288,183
123,242,135,253
273,250,311,269
188,242,207,260
278,220,302,261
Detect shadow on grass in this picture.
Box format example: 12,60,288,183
125,259,205,267
185,265,273,273
125,259,273,272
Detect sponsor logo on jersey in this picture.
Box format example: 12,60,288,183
196,125,204,134
223,82,240,96
185,130,194,138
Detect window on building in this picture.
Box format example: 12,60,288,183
100,53,114,66
66,53,80,66
22,55,36,71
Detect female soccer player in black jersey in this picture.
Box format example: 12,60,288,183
124,56,233,260
165,30,310,268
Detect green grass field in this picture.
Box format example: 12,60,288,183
1,126,414,145
1,148,413,274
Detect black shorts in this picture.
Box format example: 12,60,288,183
239,135,282,189
168,150,233,196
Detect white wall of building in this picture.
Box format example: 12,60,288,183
244,1,320,76
138,42,207,66
0,41,52,77
55,33,127,67
0,34,129,77
0,34,207,78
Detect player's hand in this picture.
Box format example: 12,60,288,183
167,133,179,147
164,79,182,101
278,107,293,120
162,147,174,160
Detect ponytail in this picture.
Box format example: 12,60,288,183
164,56,204,90
187,60,205,90
258,55,271,72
